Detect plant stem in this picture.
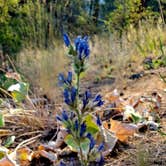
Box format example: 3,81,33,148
76,72,80,95
76,72,81,124
75,71,86,165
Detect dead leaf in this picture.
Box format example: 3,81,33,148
37,144,56,153
101,127,118,157
103,119,138,142
17,148,31,166
32,150,57,163
0,157,14,166
53,129,67,148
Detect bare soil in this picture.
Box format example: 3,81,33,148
86,67,166,166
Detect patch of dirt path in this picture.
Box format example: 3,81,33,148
96,68,166,166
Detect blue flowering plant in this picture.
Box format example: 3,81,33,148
57,34,105,166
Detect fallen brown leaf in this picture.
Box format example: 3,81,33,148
103,119,138,142
0,157,15,166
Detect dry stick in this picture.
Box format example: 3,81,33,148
26,95,36,110
0,87,13,98
16,130,43,138
6,54,17,73
5,134,41,166
0,68,6,73
50,124,60,141
14,134,42,152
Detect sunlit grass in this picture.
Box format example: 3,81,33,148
16,20,166,102
16,44,68,102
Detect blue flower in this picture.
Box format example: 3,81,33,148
98,143,104,152
93,95,102,102
63,87,76,106
93,94,104,107
84,46,90,58
56,110,68,122
80,122,86,137
96,115,102,126
71,87,76,103
63,33,70,47
58,73,65,86
82,90,91,109
74,36,90,60
64,89,70,105
74,119,79,131
59,160,66,166
58,72,72,86
83,36,89,41
97,155,104,166
69,112,75,119
56,115,62,121
74,36,82,51
66,129,71,134
62,110,68,121
87,133,95,150
67,72,72,84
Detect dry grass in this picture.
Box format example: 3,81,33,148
16,21,166,103
89,21,166,83
16,43,68,102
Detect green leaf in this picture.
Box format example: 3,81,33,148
0,98,3,105
130,113,142,123
65,134,79,152
80,138,90,156
4,136,15,148
84,115,99,135
8,82,29,95
68,45,76,56
8,82,29,102
2,78,17,89
0,146,8,159
0,113,5,127
124,106,142,124
11,91,25,102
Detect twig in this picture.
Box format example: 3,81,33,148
14,134,42,152
0,87,13,98
16,130,43,138
26,95,37,110
51,124,60,141
6,54,17,73
0,68,6,73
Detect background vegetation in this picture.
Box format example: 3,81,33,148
0,0,165,55
1,0,166,99
0,1,166,166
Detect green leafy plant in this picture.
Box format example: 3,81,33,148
56,34,105,166
8,82,29,103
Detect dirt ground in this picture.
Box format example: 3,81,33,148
1,66,166,166
90,67,166,166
